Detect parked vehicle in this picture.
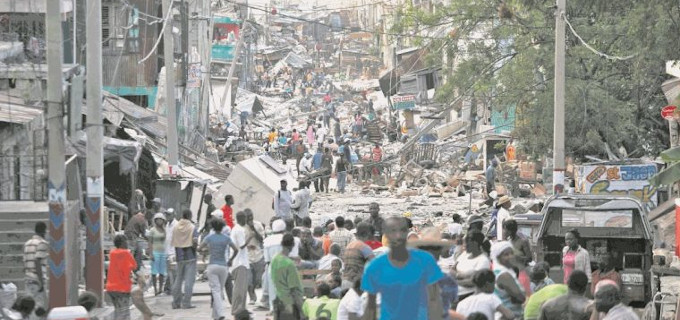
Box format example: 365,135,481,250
536,194,655,306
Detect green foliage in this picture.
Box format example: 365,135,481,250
397,0,680,160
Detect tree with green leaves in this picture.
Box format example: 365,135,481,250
391,0,680,160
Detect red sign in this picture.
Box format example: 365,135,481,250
662,105,677,120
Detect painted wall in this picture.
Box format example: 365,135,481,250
103,86,158,109
490,105,516,134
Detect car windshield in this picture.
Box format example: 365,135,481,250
562,209,633,228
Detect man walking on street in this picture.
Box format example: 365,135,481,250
274,180,293,219
485,160,498,197
291,181,312,226
271,233,304,320
164,208,178,295
231,211,251,318
362,216,445,320
171,209,198,309
106,235,137,320
342,222,374,290
366,202,384,241
124,210,148,271
203,194,217,225
245,209,266,305
23,222,48,320
320,148,333,193
335,155,348,194
312,148,324,192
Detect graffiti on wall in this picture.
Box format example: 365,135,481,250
576,164,658,207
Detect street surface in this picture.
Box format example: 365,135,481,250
130,282,270,320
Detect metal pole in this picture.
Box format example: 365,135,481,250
46,0,69,308
553,0,566,194
203,8,214,138
73,0,77,64
85,0,104,303
164,0,180,173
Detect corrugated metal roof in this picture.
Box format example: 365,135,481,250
102,91,168,139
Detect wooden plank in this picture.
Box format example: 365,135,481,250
299,269,330,276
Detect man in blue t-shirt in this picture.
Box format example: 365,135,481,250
361,216,444,320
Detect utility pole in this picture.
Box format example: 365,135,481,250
164,0,180,174
202,3,214,138
46,0,69,308
180,0,189,144
553,0,566,194
85,0,104,303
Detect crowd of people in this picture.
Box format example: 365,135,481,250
3,186,643,320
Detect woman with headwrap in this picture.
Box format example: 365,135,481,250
491,241,525,319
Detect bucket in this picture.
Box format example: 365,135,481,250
46,306,89,320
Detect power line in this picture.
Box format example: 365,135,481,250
223,0,454,40
288,1,390,12
562,13,636,61
138,1,174,64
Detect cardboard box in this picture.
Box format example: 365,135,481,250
519,161,537,180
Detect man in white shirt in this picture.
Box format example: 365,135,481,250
273,180,293,219
456,269,514,320
291,181,313,226
496,195,512,241
316,124,327,146
318,243,343,271
447,213,463,238
230,211,250,318
261,219,287,310
338,279,367,320
299,153,314,177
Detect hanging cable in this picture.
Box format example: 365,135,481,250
138,1,174,64
562,13,636,61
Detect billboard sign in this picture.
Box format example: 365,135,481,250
575,163,658,208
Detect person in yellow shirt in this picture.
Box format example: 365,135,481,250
302,282,341,320
268,128,278,144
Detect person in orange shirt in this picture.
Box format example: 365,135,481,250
506,141,516,161
106,234,138,320
322,222,335,255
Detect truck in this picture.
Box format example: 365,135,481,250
536,194,655,306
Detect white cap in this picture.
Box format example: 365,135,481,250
272,219,286,233
211,209,224,220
